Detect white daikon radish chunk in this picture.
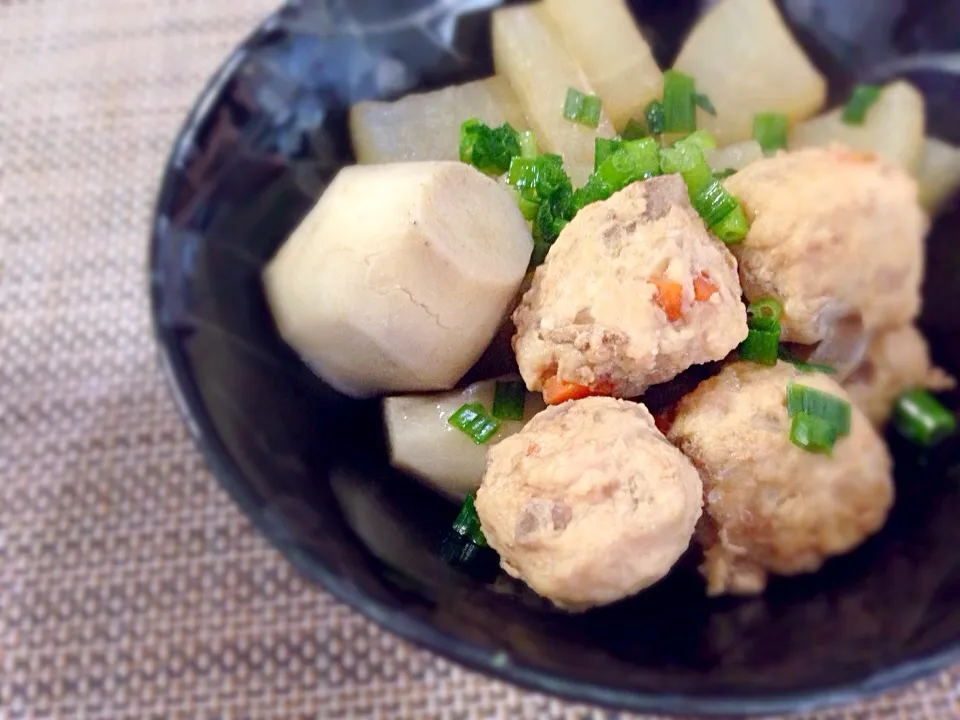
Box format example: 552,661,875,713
917,136,960,213
789,81,925,172
493,3,615,185
705,140,765,173
542,0,662,130
384,378,546,499
263,162,533,398
673,0,826,145
349,76,527,164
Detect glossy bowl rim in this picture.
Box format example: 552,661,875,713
148,7,960,716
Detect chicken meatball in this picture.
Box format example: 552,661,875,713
667,362,894,597
512,175,748,400
724,146,927,345
843,325,954,426
475,397,703,611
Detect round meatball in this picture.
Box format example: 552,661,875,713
843,325,954,426
667,362,894,597
724,145,927,344
475,397,703,611
512,175,748,399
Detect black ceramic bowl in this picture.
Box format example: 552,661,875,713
150,0,960,715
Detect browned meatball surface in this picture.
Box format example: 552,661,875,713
668,362,894,596
513,175,747,399
843,325,954,426
725,146,927,345
476,397,703,611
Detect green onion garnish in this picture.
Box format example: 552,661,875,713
658,141,713,192
518,130,539,159
752,112,789,154
533,187,574,244
493,380,526,421
692,178,740,228
790,412,838,455
563,88,603,128
572,175,614,210
448,403,500,445
515,194,540,221
739,327,780,366
713,168,736,180
786,383,851,437
694,92,717,116
459,118,522,175
747,297,783,331
659,135,749,242
893,389,958,447
596,138,661,191
842,84,882,125
777,346,837,375
530,241,552,268
451,493,487,546
662,70,697,134
644,100,666,136
507,153,576,263
677,129,717,151
509,153,570,202
711,204,748,244
594,137,623,171
621,117,648,140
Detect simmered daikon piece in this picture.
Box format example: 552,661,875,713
349,76,527,164
542,0,662,130
789,81,925,173
384,378,545,499
673,0,826,145
493,3,615,185
916,136,960,212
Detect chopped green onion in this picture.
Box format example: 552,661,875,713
662,70,697,134
658,141,713,193
459,118,521,175
659,136,749,241
694,92,716,116
530,241,552,268
842,84,882,125
786,382,851,436
752,112,789,154
677,129,717,151
493,380,526,421
594,137,623,171
747,297,783,330
790,412,838,455
621,117,648,140
563,88,602,128
448,403,501,445
778,346,837,374
711,203,748,244
450,493,487,546
713,168,736,180
572,175,613,210
515,193,540,221
739,327,780,366
596,138,661,191
893,389,958,447
533,186,574,244
692,178,741,228
644,100,666,136
518,130,539,159
509,153,570,202
440,533,488,567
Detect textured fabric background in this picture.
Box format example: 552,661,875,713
2,0,960,717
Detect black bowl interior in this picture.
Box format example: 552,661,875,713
150,0,960,714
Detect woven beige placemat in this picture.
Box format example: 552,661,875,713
2,1,960,718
